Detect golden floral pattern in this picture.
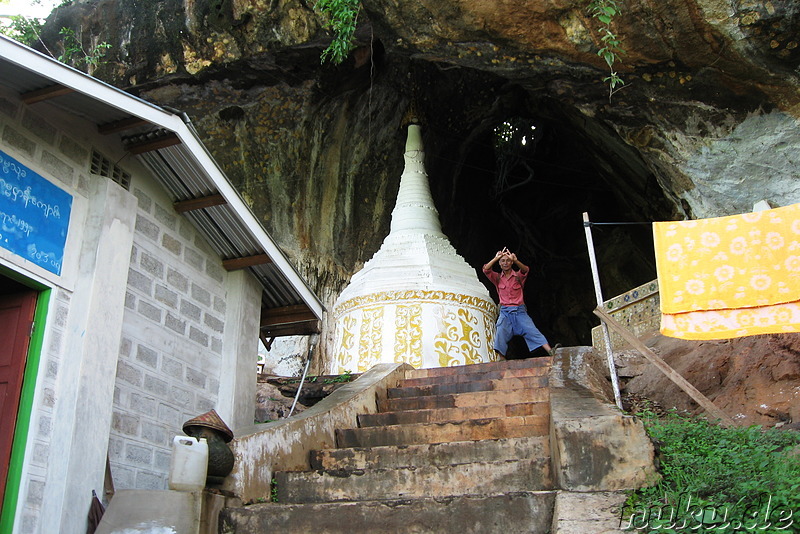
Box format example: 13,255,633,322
434,308,483,367
395,304,423,367
654,203,800,339
331,290,498,372
334,289,497,318
357,307,384,372
484,311,499,361
334,315,356,374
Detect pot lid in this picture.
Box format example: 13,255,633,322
182,409,234,442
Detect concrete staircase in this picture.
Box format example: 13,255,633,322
220,357,557,533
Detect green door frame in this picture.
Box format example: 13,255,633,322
0,267,50,533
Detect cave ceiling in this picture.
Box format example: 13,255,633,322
34,0,800,348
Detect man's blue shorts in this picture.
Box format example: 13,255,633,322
494,305,548,356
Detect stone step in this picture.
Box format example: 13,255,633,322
400,365,548,387
336,415,549,448
378,387,549,412
274,457,553,503
405,357,551,379
387,375,548,399
358,401,548,427
310,435,550,471
220,491,556,534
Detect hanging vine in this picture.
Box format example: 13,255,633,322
588,0,626,102
314,0,361,64
311,0,626,99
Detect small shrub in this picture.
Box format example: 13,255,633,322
57,27,111,72
587,0,625,102
270,478,279,502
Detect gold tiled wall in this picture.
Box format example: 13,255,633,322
591,280,660,352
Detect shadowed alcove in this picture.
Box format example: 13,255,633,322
394,61,674,351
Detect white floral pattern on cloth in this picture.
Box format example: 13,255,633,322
653,203,800,340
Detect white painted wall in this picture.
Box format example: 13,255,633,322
0,86,262,534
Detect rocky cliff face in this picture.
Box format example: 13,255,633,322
37,0,800,362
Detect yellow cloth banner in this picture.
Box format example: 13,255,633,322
653,203,800,339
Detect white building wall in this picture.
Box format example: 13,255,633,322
0,88,139,534
110,174,231,491
0,87,262,534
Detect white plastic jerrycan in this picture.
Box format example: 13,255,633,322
168,435,208,491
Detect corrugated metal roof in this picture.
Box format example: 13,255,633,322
0,35,323,335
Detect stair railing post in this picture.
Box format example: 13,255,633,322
287,335,318,418
583,212,623,410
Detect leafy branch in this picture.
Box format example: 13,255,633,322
0,15,44,47
0,0,72,54
314,0,360,64
57,27,111,73
588,0,625,102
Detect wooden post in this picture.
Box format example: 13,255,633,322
583,212,623,410
594,306,735,427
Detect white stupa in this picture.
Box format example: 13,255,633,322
330,122,498,373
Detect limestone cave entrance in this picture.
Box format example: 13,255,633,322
400,63,675,349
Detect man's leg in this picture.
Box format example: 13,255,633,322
516,313,552,356
494,313,512,360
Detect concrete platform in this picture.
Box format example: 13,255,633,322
379,387,549,411
310,436,550,471
387,375,549,398
336,414,550,447
551,491,629,534
358,401,548,426
405,357,551,379
220,491,557,534
275,458,553,503
401,365,548,387
94,489,202,534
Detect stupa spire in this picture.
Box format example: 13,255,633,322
330,122,498,372
388,124,444,236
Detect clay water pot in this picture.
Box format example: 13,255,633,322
182,409,235,484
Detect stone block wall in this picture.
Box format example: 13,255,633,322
0,85,260,533
591,280,661,353
0,89,120,533
14,288,74,534
110,176,229,491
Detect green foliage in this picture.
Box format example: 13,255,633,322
0,1,74,47
57,26,111,71
0,15,44,46
624,407,800,532
270,478,279,502
314,0,360,64
287,371,354,385
323,370,353,384
588,0,625,102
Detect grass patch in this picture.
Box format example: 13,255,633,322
623,406,800,532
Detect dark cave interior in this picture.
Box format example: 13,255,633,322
390,61,673,352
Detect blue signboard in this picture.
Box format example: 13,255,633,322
0,150,73,276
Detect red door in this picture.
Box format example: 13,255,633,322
0,291,37,506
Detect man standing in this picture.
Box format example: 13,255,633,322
483,248,558,359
